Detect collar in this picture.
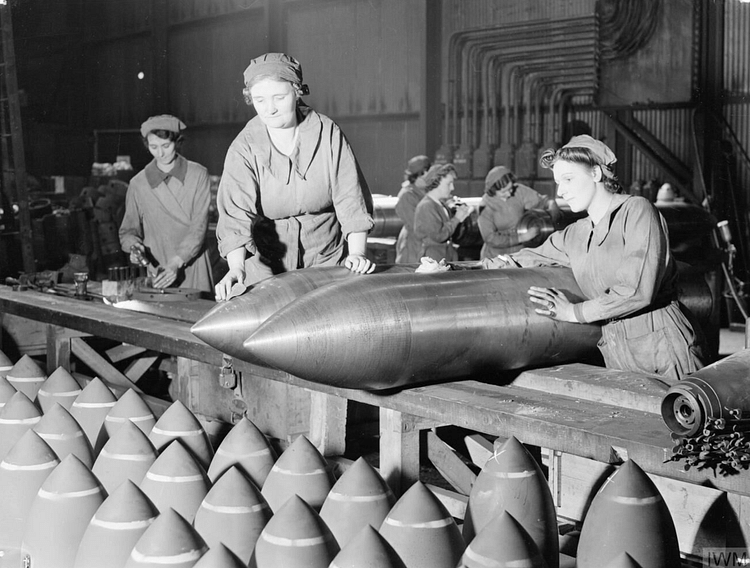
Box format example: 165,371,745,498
144,154,187,188
589,194,631,245
246,104,321,183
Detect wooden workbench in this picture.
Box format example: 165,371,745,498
0,285,747,560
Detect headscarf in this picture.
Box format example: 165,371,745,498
405,155,431,176
484,166,512,191
562,135,617,178
243,52,304,87
140,115,186,138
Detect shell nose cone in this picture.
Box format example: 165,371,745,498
190,299,265,360
241,322,295,369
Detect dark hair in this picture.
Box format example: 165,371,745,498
242,74,310,106
142,129,184,149
485,171,516,197
539,146,623,194
424,164,457,192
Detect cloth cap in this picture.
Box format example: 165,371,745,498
484,166,512,191
562,135,617,177
405,155,431,176
140,115,186,138
243,52,303,87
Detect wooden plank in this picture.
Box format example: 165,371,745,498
308,391,347,457
427,484,468,520
513,363,672,415
379,408,424,497
45,325,87,373
107,343,147,363
124,354,159,382
464,433,494,469
70,337,142,393
426,430,477,496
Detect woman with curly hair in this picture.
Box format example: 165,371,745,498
413,163,474,262
482,135,708,380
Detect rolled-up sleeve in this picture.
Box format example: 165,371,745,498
216,144,260,258
328,125,374,237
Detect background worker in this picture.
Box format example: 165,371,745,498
215,53,375,300
119,114,213,293
478,165,559,259
413,163,474,262
395,154,432,263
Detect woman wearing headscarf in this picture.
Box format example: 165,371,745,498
482,135,708,380
119,115,213,293
215,53,375,300
394,155,432,263
413,163,474,262
477,165,558,259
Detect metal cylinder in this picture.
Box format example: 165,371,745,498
242,267,603,390
661,349,750,437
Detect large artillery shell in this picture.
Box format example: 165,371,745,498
463,436,558,568
6,354,47,400
576,460,680,568
191,265,414,361
148,400,213,470
69,377,117,448
36,367,81,413
458,511,547,568
320,456,395,548
93,419,158,493
206,415,276,487
261,435,333,513
95,388,156,455
124,508,207,568
379,481,465,568
243,267,600,390
329,525,407,568
0,390,42,462
33,402,94,467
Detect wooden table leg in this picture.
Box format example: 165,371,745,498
380,408,426,496
46,324,88,374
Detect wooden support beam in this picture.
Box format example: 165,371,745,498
124,354,159,382
46,325,88,373
426,430,477,496
427,484,468,521
308,391,347,457
107,343,148,363
464,433,494,469
379,408,435,496
70,337,142,393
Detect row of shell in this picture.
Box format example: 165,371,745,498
0,349,682,568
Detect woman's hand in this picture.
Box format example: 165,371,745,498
517,225,540,243
129,242,146,265
481,254,513,269
152,257,183,289
453,203,474,222
527,286,576,322
344,254,375,274
215,266,246,301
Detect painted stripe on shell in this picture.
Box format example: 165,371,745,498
145,472,205,483
383,516,454,529
38,431,84,441
325,491,391,503
270,464,327,475
485,469,536,479
0,365,12,371
105,415,154,423
91,516,156,530
38,389,81,397
72,401,116,409
98,450,155,461
0,416,41,425
6,375,45,383
216,446,271,458
463,545,540,567
262,532,332,547
200,501,268,514
1,459,58,471
130,546,207,564
150,426,203,437
610,494,663,505
39,486,103,500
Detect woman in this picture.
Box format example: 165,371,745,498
395,155,431,263
482,135,708,380
478,165,558,259
215,53,375,300
413,164,474,262
119,114,213,293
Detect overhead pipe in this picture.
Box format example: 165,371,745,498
443,17,597,168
